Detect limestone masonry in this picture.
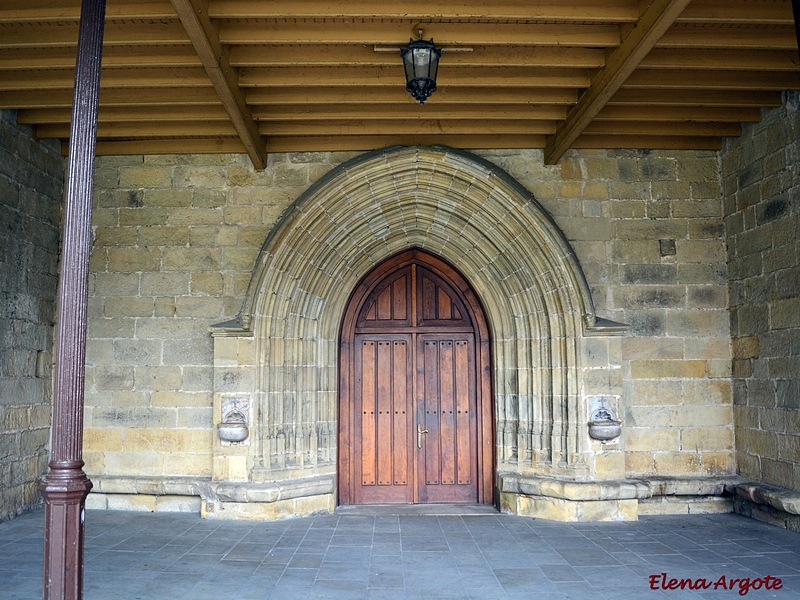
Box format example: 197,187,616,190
0,110,63,521
1,93,797,524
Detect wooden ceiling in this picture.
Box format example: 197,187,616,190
1,0,799,168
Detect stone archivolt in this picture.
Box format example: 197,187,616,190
216,146,615,492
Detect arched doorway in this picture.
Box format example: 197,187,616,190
338,249,494,505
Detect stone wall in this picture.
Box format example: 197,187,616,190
0,110,63,521
84,153,353,489
724,91,800,492
480,149,733,480
84,144,734,507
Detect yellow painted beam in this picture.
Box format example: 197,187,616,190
229,45,606,69
91,137,245,156
38,120,238,138
19,105,231,124
658,26,799,50
0,22,189,48
238,66,591,88
210,0,640,22
251,104,568,121
219,22,622,47
258,119,558,136
623,69,800,90
0,1,175,23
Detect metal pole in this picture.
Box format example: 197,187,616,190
39,0,106,598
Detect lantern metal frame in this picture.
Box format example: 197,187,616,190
401,38,442,105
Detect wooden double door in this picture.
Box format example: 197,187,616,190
339,250,493,505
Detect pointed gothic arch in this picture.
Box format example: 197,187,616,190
219,146,614,494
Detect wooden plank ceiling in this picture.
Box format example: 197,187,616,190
1,0,798,167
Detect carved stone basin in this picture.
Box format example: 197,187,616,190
218,409,249,442
588,419,622,441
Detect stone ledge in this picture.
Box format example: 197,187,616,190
91,476,206,497
213,474,335,503
735,482,800,516
499,473,745,502
89,474,335,506
499,473,649,501
648,476,744,497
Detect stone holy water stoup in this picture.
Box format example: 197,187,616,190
218,399,250,443
588,407,622,441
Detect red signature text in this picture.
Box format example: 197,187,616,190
648,573,783,596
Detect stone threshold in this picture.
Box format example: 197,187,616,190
335,504,499,516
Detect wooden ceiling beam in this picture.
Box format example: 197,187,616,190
229,45,606,69
0,22,190,48
52,118,736,139
0,46,202,70
258,120,559,136
0,68,212,91
4,45,793,74
211,0,794,25
677,0,797,25
87,132,726,156
247,87,580,105
0,88,223,109
263,134,551,153
238,66,591,88
38,121,239,139
608,89,784,107
19,105,231,124
18,100,762,128
572,134,722,150
624,69,800,90
91,134,549,155
251,104,568,121
595,105,762,122
210,0,640,21
641,48,800,71
0,1,176,23
5,0,788,26
583,120,741,136
170,0,266,169
658,26,799,50
92,137,246,156
219,22,623,47
544,0,693,164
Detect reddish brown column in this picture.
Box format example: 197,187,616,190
39,0,106,598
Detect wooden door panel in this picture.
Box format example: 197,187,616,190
358,267,412,328
455,339,472,485
417,268,470,327
354,335,413,504
340,250,492,507
417,334,477,503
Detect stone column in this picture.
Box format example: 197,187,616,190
39,0,106,598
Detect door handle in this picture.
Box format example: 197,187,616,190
417,423,429,449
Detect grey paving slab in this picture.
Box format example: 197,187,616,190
2,509,800,599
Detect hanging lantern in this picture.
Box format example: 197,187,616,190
401,38,441,105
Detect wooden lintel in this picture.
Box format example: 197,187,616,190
170,0,266,169
544,0,693,164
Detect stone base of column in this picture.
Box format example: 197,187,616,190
39,462,93,600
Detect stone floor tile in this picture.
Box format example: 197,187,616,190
539,564,586,582
3,510,800,599
368,571,405,589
